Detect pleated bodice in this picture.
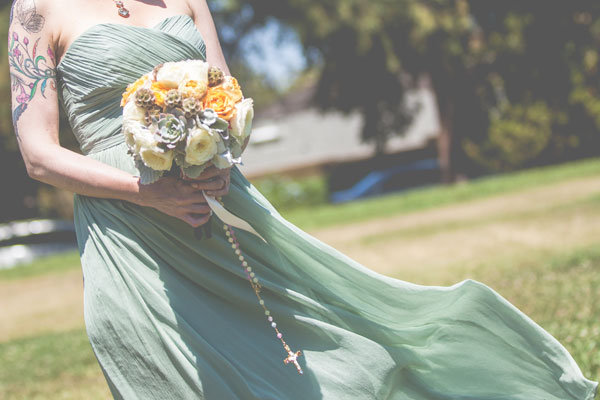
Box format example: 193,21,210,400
56,14,206,156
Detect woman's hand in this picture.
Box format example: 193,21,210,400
136,175,223,228
183,165,232,198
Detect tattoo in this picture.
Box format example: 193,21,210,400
13,0,45,33
8,29,56,139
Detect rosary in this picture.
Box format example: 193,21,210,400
216,197,304,375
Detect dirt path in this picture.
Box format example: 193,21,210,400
1,175,599,342
310,176,600,281
0,269,84,342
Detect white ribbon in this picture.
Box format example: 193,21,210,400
203,191,267,243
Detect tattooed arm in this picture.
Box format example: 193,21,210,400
8,0,217,227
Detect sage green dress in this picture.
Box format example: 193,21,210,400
56,14,598,400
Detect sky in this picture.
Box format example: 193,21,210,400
236,18,308,91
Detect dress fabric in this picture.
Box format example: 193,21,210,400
56,14,599,400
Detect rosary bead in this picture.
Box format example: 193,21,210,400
223,222,302,374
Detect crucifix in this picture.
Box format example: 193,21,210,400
283,344,304,375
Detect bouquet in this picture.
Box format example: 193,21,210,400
120,60,254,185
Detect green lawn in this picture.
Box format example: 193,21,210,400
1,158,598,399
282,157,600,229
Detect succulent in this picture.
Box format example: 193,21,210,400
154,114,187,149
134,88,156,109
182,97,202,118
144,106,162,125
208,66,224,87
165,89,182,108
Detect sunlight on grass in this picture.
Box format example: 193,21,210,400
283,157,600,230
0,328,110,400
0,251,81,281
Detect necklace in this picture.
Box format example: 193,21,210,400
113,0,130,18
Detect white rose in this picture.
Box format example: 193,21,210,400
122,122,138,150
183,60,209,86
156,62,188,88
132,124,156,152
123,99,146,125
139,146,174,171
185,126,218,165
230,98,254,142
122,122,153,153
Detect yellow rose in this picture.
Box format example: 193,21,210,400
140,146,174,171
203,86,236,121
178,79,208,99
185,126,218,165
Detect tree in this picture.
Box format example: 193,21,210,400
213,0,600,180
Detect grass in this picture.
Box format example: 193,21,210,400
281,157,600,229
0,328,110,399
0,158,598,399
0,251,81,281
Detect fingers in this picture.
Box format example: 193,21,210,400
205,174,230,197
188,177,226,192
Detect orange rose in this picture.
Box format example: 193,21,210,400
121,75,149,106
203,86,236,120
220,76,243,103
151,81,171,108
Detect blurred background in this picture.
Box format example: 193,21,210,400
1,1,599,399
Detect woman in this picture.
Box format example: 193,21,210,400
8,0,599,399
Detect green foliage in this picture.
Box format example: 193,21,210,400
250,174,328,211
217,0,600,170
464,101,557,171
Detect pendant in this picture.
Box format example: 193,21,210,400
114,0,130,18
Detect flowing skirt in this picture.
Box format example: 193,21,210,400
73,142,598,399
